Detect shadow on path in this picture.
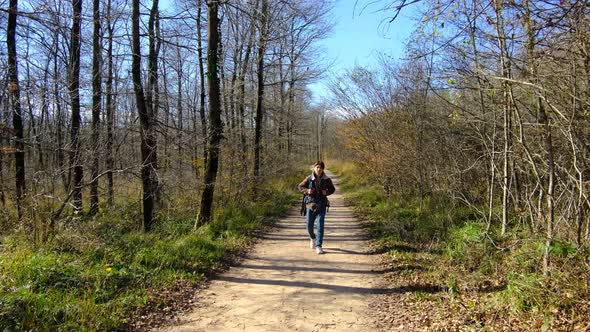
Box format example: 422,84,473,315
216,276,444,295
237,264,424,275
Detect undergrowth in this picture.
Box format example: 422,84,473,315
0,170,304,330
330,159,590,330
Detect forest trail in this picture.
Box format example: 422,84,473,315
158,172,384,331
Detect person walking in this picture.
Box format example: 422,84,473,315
298,161,336,254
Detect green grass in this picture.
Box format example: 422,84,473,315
0,171,303,330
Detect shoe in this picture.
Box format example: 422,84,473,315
309,239,315,249
316,246,324,254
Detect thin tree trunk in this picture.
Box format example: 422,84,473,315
177,40,184,171
196,0,208,164
196,0,223,227
161,46,170,169
467,0,495,230
147,0,161,202
287,55,296,157
237,0,259,165
0,79,8,206
227,23,241,192
0,91,8,206
7,0,26,219
39,59,51,170
53,28,67,192
494,0,511,236
540,100,555,275
90,0,102,215
253,0,268,197
278,46,286,153
219,26,230,133
106,0,115,206
25,58,40,172
69,0,83,215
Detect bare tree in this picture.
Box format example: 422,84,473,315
69,0,83,215
90,0,102,215
196,0,223,226
105,0,116,206
253,0,268,196
196,0,208,165
7,0,26,220
132,0,159,231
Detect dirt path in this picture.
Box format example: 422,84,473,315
158,172,386,331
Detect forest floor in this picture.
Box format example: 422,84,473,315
155,172,387,331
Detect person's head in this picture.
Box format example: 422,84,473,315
313,161,325,177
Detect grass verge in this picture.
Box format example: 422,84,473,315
0,171,304,331
330,160,590,331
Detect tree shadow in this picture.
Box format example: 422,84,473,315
216,276,444,295
323,247,377,255
255,234,369,241
237,263,425,275
369,244,442,255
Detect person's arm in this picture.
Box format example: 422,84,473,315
298,177,310,194
325,178,335,196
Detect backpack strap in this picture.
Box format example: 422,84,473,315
301,175,312,216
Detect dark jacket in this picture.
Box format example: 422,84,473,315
298,172,336,207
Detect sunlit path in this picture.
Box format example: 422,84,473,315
158,171,382,331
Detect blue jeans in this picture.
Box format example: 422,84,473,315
306,206,326,247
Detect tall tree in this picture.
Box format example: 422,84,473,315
494,0,513,236
105,0,115,206
146,0,161,203
196,0,208,165
132,0,158,231
69,0,83,215
237,0,259,162
196,0,223,227
7,0,26,219
90,0,102,215
253,0,268,196
0,89,5,206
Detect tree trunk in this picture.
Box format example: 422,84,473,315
53,29,67,193
196,0,223,227
132,0,158,232
147,0,161,202
540,100,555,275
161,46,171,170
494,0,511,236
1,78,8,206
39,58,51,171
69,0,83,215
237,0,259,164
90,0,102,215
106,0,115,206
196,0,208,165
7,0,26,219
176,42,183,170
253,0,268,197
278,46,286,153
467,0,495,231
25,58,40,172
287,56,296,157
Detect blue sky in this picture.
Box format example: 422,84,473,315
309,0,418,103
